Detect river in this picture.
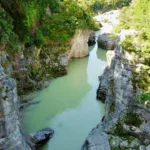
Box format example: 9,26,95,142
23,31,106,150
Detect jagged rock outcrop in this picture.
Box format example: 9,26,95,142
82,33,150,150
97,33,116,50
68,29,91,59
94,10,120,51
0,51,31,150
26,128,54,149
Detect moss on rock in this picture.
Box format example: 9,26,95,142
124,113,142,127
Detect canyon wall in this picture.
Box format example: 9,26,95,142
0,52,31,150
82,32,150,150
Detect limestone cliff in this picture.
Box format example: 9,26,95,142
82,33,150,150
0,52,31,150
68,29,90,59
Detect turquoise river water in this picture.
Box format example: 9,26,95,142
23,39,106,150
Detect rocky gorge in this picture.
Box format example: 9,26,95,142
0,1,150,150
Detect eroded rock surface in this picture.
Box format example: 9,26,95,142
97,33,116,50
82,26,150,150
0,52,31,150
26,128,54,149
68,29,91,59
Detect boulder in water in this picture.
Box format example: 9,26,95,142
97,33,117,50
26,128,54,149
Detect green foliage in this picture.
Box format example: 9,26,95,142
124,113,142,127
41,0,96,45
141,44,150,66
114,7,134,33
34,30,45,47
22,2,37,30
49,0,60,13
120,35,136,52
137,92,150,103
115,0,150,92
112,113,142,137
25,29,45,47
0,6,19,51
0,0,96,48
0,8,12,43
91,0,131,12
114,121,129,137
133,64,150,93
115,0,150,55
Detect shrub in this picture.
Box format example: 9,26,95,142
0,0,97,49
91,0,131,12
33,29,45,47
137,92,150,103
120,35,136,52
49,0,60,13
0,6,19,51
41,0,97,45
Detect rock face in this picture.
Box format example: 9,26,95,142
82,33,150,150
88,31,96,46
94,10,120,51
68,29,91,59
26,128,54,149
13,45,68,95
97,33,116,50
0,52,31,150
